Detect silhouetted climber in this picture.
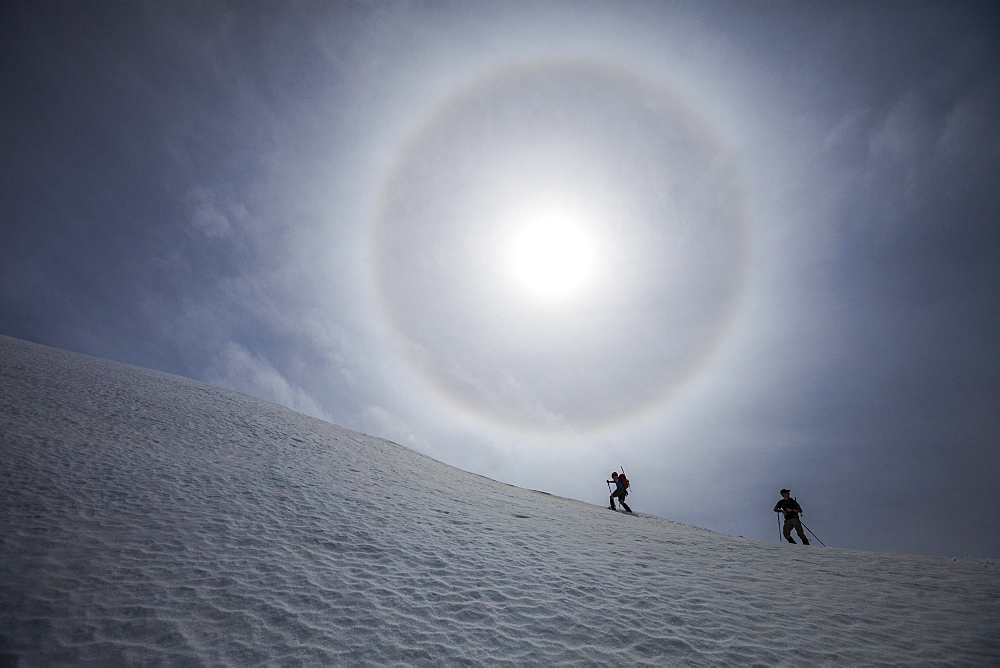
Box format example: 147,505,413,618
774,489,809,544
608,472,632,512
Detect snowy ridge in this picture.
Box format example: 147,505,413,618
1,335,998,665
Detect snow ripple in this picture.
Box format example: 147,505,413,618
2,335,999,665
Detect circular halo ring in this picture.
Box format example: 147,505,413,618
371,58,749,435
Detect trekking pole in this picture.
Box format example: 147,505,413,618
778,513,782,542
800,520,826,547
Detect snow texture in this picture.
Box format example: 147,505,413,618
2,334,998,665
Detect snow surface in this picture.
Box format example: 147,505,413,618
2,335,998,666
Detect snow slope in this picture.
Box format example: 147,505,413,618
2,335,998,666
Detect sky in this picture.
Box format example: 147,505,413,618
2,0,998,558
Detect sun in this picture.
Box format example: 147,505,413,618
504,207,597,302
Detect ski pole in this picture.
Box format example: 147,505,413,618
800,520,826,547
778,513,783,542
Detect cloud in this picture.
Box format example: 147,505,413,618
207,341,331,422
355,405,431,451
868,93,933,164
185,185,251,239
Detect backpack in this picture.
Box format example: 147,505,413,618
619,474,630,490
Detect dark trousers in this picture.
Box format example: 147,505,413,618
783,516,809,544
611,488,631,512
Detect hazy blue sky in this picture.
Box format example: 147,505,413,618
3,1,998,557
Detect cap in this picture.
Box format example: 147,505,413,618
780,489,790,494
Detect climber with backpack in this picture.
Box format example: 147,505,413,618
607,471,632,513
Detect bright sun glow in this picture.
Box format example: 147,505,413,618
505,208,597,302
